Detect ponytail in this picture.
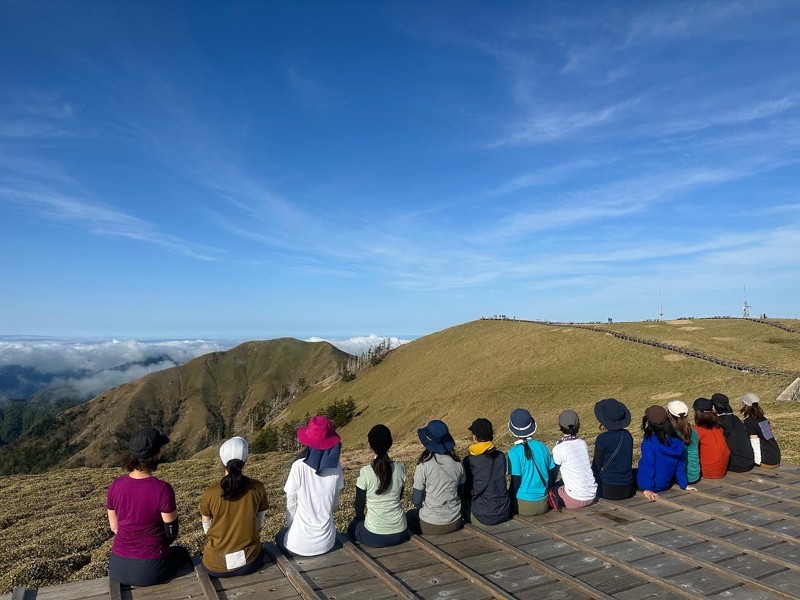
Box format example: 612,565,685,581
522,437,533,461
221,459,245,500
372,453,393,495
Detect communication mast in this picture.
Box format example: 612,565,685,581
742,286,751,319
658,289,664,321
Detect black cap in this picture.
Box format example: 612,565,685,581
711,392,730,411
693,397,714,413
129,428,169,459
469,418,494,441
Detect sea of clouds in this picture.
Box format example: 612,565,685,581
0,334,411,401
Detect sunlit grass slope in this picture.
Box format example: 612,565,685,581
594,318,800,373
283,319,798,452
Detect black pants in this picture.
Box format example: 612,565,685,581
600,482,636,500
109,546,191,587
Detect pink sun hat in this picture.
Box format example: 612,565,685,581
297,415,341,450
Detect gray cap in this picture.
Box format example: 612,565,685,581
738,392,761,406
558,409,580,429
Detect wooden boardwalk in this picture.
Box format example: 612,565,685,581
4,465,800,599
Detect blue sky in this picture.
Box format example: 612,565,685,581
1,1,799,339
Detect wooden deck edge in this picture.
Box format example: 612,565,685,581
193,562,218,600
263,542,321,600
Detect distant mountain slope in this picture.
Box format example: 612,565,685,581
282,319,798,450
0,339,348,472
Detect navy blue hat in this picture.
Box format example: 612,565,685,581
594,398,631,431
508,408,537,438
418,420,455,454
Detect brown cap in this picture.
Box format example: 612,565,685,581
644,405,668,425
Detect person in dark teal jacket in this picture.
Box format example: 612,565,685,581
636,405,697,501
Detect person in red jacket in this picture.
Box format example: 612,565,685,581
693,397,730,479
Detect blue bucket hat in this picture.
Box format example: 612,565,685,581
593,398,631,431
417,420,455,454
508,408,537,438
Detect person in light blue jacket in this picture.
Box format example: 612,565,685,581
637,405,697,502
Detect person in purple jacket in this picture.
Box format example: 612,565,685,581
636,406,697,502
106,428,190,586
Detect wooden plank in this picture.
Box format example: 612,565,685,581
370,548,432,573
193,563,218,600
667,567,738,596
109,577,122,600
129,572,206,600
392,564,470,592
513,581,590,600
625,554,696,578
613,582,687,600
517,511,799,600
622,493,800,545
684,489,800,523
409,534,516,599
34,578,114,600
319,578,398,600
412,578,490,600
591,500,800,571
471,564,558,595
263,542,322,600
335,534,419,600
465,523,617,599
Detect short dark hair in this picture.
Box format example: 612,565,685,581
560,424,580,436
123,454,160,473
642,416,678,444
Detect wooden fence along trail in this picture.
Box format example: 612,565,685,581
4,466,800,599
492,318,800,378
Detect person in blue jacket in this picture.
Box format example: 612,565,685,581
637,405,697,501
591,398,635,500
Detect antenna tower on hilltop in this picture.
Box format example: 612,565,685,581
658,289,664,321
742,285,751,319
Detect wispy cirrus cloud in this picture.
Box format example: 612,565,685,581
0,184,221,261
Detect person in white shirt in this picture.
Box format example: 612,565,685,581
551,410,597,509
277,416,344,556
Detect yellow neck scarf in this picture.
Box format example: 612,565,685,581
469,441,495,456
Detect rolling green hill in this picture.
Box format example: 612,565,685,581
0,339,349,473
281,319,800,454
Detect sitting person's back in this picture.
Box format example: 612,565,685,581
463,418,510,525
200,437,267,577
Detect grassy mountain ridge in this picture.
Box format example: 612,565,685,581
1,317,800,593
0,338,349,473
282,319,800,452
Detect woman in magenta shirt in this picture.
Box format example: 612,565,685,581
106,428,190,586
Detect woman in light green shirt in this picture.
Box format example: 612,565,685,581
347,424,409,548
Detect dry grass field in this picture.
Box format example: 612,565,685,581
1,317,799,593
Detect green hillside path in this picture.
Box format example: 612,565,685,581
518,317,800,377
5,465,800,600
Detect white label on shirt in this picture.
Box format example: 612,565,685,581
225,549,247,570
